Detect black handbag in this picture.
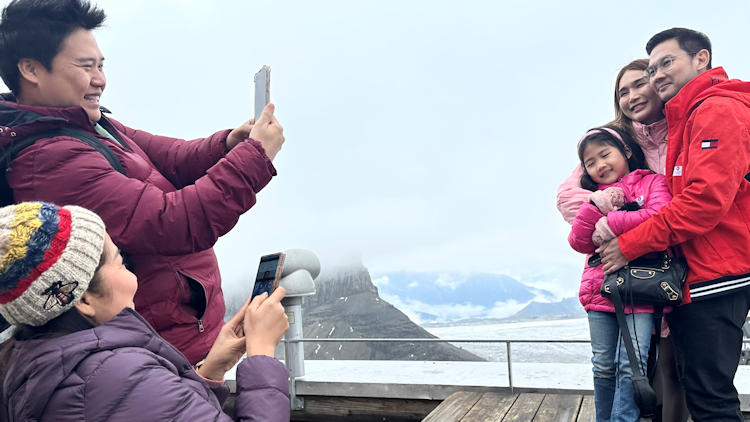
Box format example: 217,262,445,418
599,250,687,306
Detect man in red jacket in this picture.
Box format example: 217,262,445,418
599,28,750,420
0,0,285,364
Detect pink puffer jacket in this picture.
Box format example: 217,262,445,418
556,119,667,223
568,169,671,313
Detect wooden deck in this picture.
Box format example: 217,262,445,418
423,392,594,422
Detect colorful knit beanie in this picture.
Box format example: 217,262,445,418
0,202,105,326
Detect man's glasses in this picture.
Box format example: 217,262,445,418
645,52,697,79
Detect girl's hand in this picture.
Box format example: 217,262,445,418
197,297,251,381
592,216,616,246
589,187,625,214
244,287,289,358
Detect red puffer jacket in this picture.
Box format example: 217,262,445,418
0,100,276,363
569,169,671,313
618,68,750,303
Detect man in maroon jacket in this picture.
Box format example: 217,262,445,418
599,28,750,420
0,0,286,364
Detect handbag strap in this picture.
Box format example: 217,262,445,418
649,306,663,382
610,282,647,380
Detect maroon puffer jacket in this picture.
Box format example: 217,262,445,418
2,309,290,421
0,100,276,363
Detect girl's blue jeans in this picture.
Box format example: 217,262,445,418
588,310,653,422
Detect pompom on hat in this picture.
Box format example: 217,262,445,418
0,202,105,327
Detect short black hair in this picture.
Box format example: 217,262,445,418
578,125,649,191
645,27,712,69
0,0,105,95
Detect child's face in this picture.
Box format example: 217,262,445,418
582,142,630,185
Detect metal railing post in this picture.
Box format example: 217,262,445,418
506,341,513,394
282,296,305,410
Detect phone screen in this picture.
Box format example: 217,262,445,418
253,65,271,121
252,252,284,299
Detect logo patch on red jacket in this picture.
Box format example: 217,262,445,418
701,139,718,149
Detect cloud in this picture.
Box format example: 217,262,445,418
381,293,530,325
372,275,389,287
434,273,468,290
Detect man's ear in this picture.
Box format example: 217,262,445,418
74,291,97,320
17,58,43,85
694,49,710,72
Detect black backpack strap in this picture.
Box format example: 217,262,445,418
3,127,124,175
43,128,124,174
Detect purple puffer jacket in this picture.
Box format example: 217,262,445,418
2,309,290,421
568,169,672,314
0,99,276,364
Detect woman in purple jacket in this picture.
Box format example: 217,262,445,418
0,202,290,421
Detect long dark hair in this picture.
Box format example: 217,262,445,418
578,125,650,191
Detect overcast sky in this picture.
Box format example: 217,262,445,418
4,0,750,299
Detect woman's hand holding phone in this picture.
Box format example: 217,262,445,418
197,297,251,381
244,286,289,358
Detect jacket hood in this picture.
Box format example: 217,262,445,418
4,308,189,421
665,67,750,119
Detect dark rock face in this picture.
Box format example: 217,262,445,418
301,266,483,361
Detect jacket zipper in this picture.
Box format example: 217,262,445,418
177,268,208,334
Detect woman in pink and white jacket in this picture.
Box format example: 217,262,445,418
558,59,688,422
557,59,667,224
570,125,671,422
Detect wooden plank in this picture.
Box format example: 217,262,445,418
533,394,581,422
461,392,517,421
291,396,439,421
423,391,482,422
502,393,545,421
576,395,595,422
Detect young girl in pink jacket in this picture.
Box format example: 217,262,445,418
569,125,671,422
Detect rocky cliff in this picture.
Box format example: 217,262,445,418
299,265,482,361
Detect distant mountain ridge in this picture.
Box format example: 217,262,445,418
512,296,583,320
372,270,578,324
373,271,556,308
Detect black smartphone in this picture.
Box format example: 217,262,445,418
251,252,285,299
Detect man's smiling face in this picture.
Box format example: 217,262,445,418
647,38,703,102
32,28,106,122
